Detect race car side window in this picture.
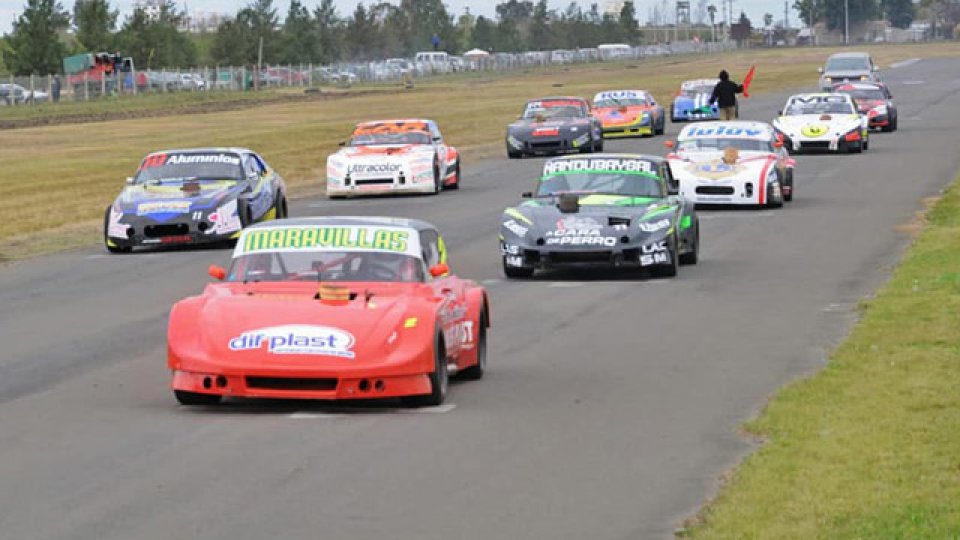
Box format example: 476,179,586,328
242,155,261,179
251,153,268,173
420,229,442,268
660,163,676,196
428,122,443,142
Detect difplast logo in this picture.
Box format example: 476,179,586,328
229,325,356,358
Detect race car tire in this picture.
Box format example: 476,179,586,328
458,309,487,381
655,120,665,136
174,390,222,406
273,191,287,219
432,161,441,195
784,169,794,202
863,137,869,151
103,206,132,254
507,148,522,159
594,137,604,152
679,219,699,266
503,257,534,278
652,236,679,278
328,194,347,200
891,116,898,131
446,160,461,190
848,140,863,154
402,330,448,407
238,199,254,227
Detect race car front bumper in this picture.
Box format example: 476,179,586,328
507,133,593,155
601,123,654,138
107,218,243,250
779,132,863,153
502,241,672,272
327,176,436,197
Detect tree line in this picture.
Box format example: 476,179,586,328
2,0,646,75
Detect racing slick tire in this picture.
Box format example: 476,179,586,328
174,390,222,406
678,219,699,266
593,137,604,152
655,119,665,136
431,161,442,195
502,257,535,279
889,116,898,132
863,137,869,151
458,309,487,381
507,148,523,159
651,236,679,278
446,160,461,190
784,170,794,202
103,206,132,254
273,191,288,219
238,198,254,227
401,330,448,407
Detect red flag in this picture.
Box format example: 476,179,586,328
742,65,756,98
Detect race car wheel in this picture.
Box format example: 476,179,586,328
784,170,794,202
432,161,441,195
273,192,287,219
459,309,487,380
447,160,461,190
890,116,898,132
655,119,665,136
174,390,222,406
507,148,522,159
503,257,534,278
593,137,604,152
402,330,448,407
652,236,679,278
679,218,699,266
103,206,132,254
863,137,869,151
238,199,254,227
848,140,863,154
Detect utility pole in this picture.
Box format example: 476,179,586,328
844,0,849,45
784,0,789,28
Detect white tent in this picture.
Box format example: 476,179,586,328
463,48,491,58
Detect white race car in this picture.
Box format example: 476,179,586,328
667,121,795,207
772,93,869,154
326,119,460,198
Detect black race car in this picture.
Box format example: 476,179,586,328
104,147,287,253
499,154,699,278
505,96,603,158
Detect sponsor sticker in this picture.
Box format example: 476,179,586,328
801,124,830,137
137,200,191,216
348,162,402,177
237,225,419,258
229,325,356,358
639,218,671,232
640,241,670,266
542,158,655,176
682,124,766,139
139,153,240,170
502,220,529,237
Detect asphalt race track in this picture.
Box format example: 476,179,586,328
1,58,959,540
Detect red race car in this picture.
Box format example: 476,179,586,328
168,217,489,407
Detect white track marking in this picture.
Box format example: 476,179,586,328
548,282,584,288
394,404,457,414
699,212,776,220
289,412,346,419
481,279,501,286
890,58,920,69
902,80,925,85
288,403,456,418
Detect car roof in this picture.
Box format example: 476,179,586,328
245,216,438,234
678,121,774,140
145,147,253,157
528,96,588,102
355,119,434,128
828,51,871,59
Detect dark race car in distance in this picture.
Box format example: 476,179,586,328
499,154,699,278
104,148,287,253
832,82,898,132
506,96,603,158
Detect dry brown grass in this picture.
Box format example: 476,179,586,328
1,42,957,260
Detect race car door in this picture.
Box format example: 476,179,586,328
421,228,469,358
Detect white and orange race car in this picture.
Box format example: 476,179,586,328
326,119,460,198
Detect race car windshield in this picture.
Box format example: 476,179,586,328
228,251,425,283
682,85,714,96
523,105,584,119
594,97,646,108
349,132,432,146
134,154,243,183
784,102,855,115
838,88,885,101
537,172,663,198
678,138,772,152
825,57,870,71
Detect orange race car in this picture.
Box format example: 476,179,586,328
592,90,665,138
168,217,489,407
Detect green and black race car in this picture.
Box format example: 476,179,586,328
104,148,287,253
498,154,699,278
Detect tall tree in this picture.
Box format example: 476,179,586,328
3,0,70,75
314,0,342,63
115,2,196,69
244,0,281,64
619,1,640,44
73,0,117,52
469,15,496,51
528,0,550,50
822,0,877,30
882,0,914,28
211,18,250,65
281,0,320,64
344,3,376,60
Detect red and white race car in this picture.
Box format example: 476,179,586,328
168,216,489,407
326,119,460,198
667,121,795,207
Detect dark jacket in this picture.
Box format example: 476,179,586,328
710,80,743,108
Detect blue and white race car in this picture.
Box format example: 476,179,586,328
670,79,720,122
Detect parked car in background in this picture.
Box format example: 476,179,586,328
818,52,880,90
179,73,206,91
0,84,48,104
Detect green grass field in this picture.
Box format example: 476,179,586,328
682,181,960,539
0,42,958,261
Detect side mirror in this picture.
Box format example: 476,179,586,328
817,67,824,74
521,191,533,198
209,264,226,281
125,176,135,185
429,262,449,278
664,140,675,149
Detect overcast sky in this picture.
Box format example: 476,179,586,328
0,0,795,36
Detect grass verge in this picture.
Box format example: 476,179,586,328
682,179,960,539
0,42,958,261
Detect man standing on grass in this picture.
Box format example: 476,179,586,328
710,70,744,120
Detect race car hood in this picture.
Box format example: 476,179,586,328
671,151,773,179
504,195,678,245
508,117,592,136
190,285,427,367
115,180,241,217
773,114,862,136
594,106,650,125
